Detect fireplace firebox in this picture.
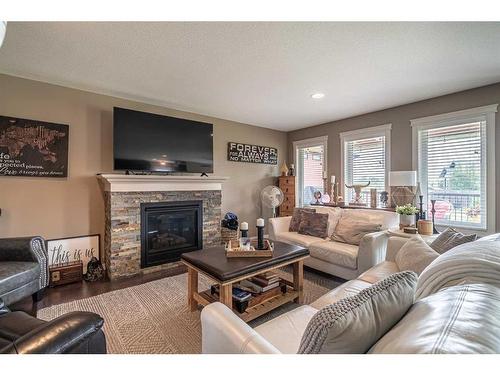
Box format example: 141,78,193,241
140,200,203,268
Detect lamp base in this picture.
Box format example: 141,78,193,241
390,186,416,207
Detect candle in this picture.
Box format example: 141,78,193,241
240,222,248,230
256,218,265,227
331,175,336,184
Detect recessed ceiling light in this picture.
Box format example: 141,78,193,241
311,93,325,99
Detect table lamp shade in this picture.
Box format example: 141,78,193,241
389,171,417,187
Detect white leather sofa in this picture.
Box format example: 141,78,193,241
269,206,399,280
201,236,500,354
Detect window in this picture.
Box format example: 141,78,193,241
340,124,391,206
293,136,328,207
412,105,497,233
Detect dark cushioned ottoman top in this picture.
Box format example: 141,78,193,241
181,241,309,282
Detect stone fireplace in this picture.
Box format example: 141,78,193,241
98,174,227,280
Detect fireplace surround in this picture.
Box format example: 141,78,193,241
98,174,227,280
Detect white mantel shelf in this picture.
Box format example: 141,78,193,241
98,174,229,192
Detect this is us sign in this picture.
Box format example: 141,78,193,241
227,142,278,165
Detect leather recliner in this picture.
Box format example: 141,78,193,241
0,237,49,306
0,298,106,354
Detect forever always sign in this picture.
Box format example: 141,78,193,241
227,142,278,165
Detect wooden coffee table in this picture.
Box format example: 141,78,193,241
181,241,309,322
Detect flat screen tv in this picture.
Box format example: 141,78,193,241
113,107,213,173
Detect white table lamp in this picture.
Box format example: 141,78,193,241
389,171,417,207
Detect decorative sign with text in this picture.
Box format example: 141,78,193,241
0,115,69,178
227,142,278,165
47,234,100,274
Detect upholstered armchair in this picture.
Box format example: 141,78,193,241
0,236,49,306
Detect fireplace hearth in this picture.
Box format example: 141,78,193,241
141,201,203,268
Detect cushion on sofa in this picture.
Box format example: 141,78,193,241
358,261,400,284
289,208,315,232
298,271,418,354
369,284,500,354
309,241,359,270
331,216,382,245
395,237,439,275
314,206,343,237
430,227,477,254
254,305,319,353
274,232,327,248
298,211,329,238
340,209,398,230
310,279,372,310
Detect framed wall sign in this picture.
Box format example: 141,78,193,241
227,142,278,165
0,115,69,178
47,234,100,273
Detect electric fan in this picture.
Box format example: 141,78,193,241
260,185,285,218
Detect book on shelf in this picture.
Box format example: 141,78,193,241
251,275,280,287
239,279,280,293
210,285,252,302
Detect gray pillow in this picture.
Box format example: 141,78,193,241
289,208,315,232
430,227,477,254
395,237,440,275
298,271,417,354
331,217,382,245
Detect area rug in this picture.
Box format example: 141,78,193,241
37,268,342,354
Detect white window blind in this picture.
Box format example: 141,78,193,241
417,121,486,229
344,136,386,204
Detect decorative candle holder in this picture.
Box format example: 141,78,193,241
240,222,248,238
430,199,439,234
256,218,265,250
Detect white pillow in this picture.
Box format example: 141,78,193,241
395,237,440,275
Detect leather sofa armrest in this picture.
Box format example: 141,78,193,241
2,311,105,354
357,232,390,274
0,236,47,265
385,237,409,262
0,236,49,290
201,302,281,354
268,216,292,241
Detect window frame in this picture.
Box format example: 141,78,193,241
411,104,497,234
340,124,392,202
293,135,328,207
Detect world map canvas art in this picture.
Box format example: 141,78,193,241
0,115,69,178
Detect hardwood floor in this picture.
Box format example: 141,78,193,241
10,264,187,317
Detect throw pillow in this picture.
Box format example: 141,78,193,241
298,271,418,354
289,208,315,232
430,227,477,254
297,211,329,238
331,217,382,245
395,237,439,275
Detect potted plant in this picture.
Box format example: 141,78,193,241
396,204,419,229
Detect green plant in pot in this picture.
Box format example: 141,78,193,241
396,204,419,229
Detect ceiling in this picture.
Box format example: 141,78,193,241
1,22,500,131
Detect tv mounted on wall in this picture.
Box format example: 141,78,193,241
113,107,214,173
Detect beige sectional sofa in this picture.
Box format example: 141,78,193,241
201,235,500,354
269,206,399,280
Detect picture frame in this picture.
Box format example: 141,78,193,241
46,234,101,274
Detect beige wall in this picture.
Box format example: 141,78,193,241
288,82,500,231
0,74,288,240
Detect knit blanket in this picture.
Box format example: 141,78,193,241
415,234,500,300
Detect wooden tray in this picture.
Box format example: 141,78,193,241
225,239,274,258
